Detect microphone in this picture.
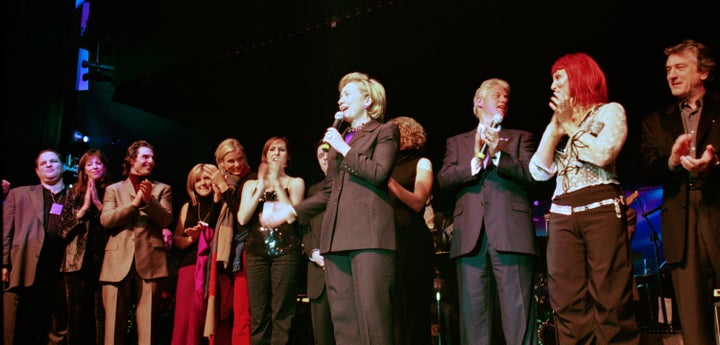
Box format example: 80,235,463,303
477,113,504,160
331,111,345,129
321,112,346,151
641,205,662,218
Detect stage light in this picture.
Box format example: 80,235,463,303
73,130,89,143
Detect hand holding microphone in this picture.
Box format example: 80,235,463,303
477,113,503,159
331,111,345,129
322,111,350,155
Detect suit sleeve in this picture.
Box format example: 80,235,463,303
143,184,173,228
437,135,475,190
3,189,16,267
100,185,139,232
495,130,538,188
340,122,399,186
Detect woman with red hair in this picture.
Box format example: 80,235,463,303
529,52,640,344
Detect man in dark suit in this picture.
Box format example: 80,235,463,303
436,78,538,345
640,39,720,345
99,140,173,344
301,141,335,345
3,149,68,345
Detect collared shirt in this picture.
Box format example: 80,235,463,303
680,99,703,158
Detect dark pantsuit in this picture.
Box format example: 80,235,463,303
456,232,535,345
325,250,395,345
310,286,335,345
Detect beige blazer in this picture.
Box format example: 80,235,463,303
99,178,172,282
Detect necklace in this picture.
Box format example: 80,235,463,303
47,186,66,204
349,120,369,132
197,200,213,223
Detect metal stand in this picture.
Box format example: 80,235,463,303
641,208,671,329
435,290,442,345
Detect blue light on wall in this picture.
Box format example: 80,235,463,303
76,48,89,91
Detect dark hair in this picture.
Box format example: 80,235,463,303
122,140,154,177
260,136,291,165
664,39,717,84
388,116,427,151
35,149,63,168
72,148,112,199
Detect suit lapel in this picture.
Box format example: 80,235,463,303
461,130,475,164
662,104,685,139
120,178,136,198
30,185,45,224
697,95,720,145
348,120,379,145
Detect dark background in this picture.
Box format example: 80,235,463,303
2,0,718,264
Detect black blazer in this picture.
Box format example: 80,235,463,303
436,127,538,259
640,91,720,264
295,119,400,254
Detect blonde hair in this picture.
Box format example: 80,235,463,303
339,72,387,121
214,138,250,171
473,78,510,117
186,163,219,206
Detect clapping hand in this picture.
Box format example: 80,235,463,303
669,133,693,169
679,144,718,174
259,201,297,228
184,223,204,241
549,90,573,136
133,179,153,208
139,180,153,204
482,125,501,156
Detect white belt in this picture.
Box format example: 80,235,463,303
550,197,622,216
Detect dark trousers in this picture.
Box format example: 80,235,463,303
548,185,639,345
307,262,335,345
393,238,435,345
325,249,395,345
246,252,301,345
668,190,720,345
456,232,536,345
3,272,67,345
64,266,105,345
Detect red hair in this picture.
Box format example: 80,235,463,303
551,52,608,107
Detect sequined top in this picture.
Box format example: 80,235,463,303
529,102,628,198
245,188,302,257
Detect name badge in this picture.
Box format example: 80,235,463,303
50,203,63,215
